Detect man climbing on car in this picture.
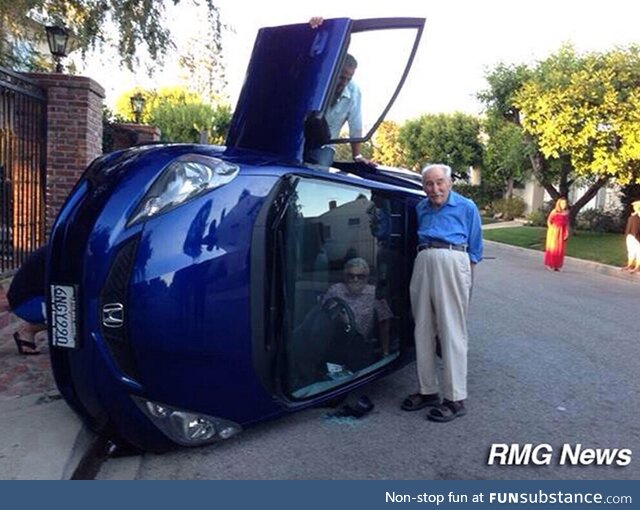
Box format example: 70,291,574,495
305,17,374,167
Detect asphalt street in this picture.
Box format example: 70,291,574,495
98,242,640,480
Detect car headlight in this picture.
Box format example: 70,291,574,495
128,154,239,225
132,396,242,446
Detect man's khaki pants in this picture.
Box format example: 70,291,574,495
410,248,472,402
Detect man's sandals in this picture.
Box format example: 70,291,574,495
427,400,466,422
401,393,440,411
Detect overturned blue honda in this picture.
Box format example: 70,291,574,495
47,17,426,451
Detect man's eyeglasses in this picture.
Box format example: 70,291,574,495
345,273,368,281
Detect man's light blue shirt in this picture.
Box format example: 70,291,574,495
416,190,483,264
324,81,362,141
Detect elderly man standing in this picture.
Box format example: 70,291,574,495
402,164,483,422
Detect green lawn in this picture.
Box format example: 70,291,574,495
480,216,500,225
483,226,626,267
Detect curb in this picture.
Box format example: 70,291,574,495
65,425,102,479
484,240,640,284
0,392,96,479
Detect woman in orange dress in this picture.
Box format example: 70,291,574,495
544,198,570,271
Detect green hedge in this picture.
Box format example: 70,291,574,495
486,196,526,220
525,203,626,233
454,183,503,210
525,201,554,227
576,208,625,233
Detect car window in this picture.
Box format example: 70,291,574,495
278,177,407,399
330,27,421,142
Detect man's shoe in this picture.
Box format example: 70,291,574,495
427,400,466,422
401,393,440,411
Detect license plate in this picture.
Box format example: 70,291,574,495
50,284,78,349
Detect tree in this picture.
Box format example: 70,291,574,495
398,112,484,177
478,63,533,196
0,0,221,71
150,101,231,144
480,46,640,223
619,181,640,220
483,117,530,197
1,1,47,69
371,120,406,167
102,105,128,152
333,140,373,162
480,62,568,200
115,86,197,124
478,63,532,126
516,46,640,207
178,28,228,104
114,86,231,144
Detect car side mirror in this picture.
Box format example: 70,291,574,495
303,111,331,151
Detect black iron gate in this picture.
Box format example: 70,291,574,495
0,66,47,274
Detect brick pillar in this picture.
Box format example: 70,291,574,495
109,123,161,151
26,74,105,235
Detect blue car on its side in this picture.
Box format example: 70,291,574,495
47,17,426,452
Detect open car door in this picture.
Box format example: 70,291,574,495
226,18,425,163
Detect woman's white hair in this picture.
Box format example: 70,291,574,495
343,257,370,274
421,163,452,180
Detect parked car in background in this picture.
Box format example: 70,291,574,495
48,17,426,452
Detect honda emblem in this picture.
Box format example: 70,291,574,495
102,303,124,328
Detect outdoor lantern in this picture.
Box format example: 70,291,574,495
45,25,70,73
130,93,146,124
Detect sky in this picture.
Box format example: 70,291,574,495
77,0,640,122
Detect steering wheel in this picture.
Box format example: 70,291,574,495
321,297,357,335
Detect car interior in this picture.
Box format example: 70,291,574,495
276,177,408,398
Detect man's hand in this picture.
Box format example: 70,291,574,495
309,17,324,29
353,154,377,167
351,142,377,167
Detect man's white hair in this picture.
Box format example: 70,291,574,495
421,163,452,180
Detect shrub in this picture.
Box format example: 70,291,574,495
455,183,503,210
525,209,547,227
525,200,554,227
487,197,526,220
576,208,625,233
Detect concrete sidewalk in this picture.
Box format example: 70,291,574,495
0,282,93,480
482,219,527,230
